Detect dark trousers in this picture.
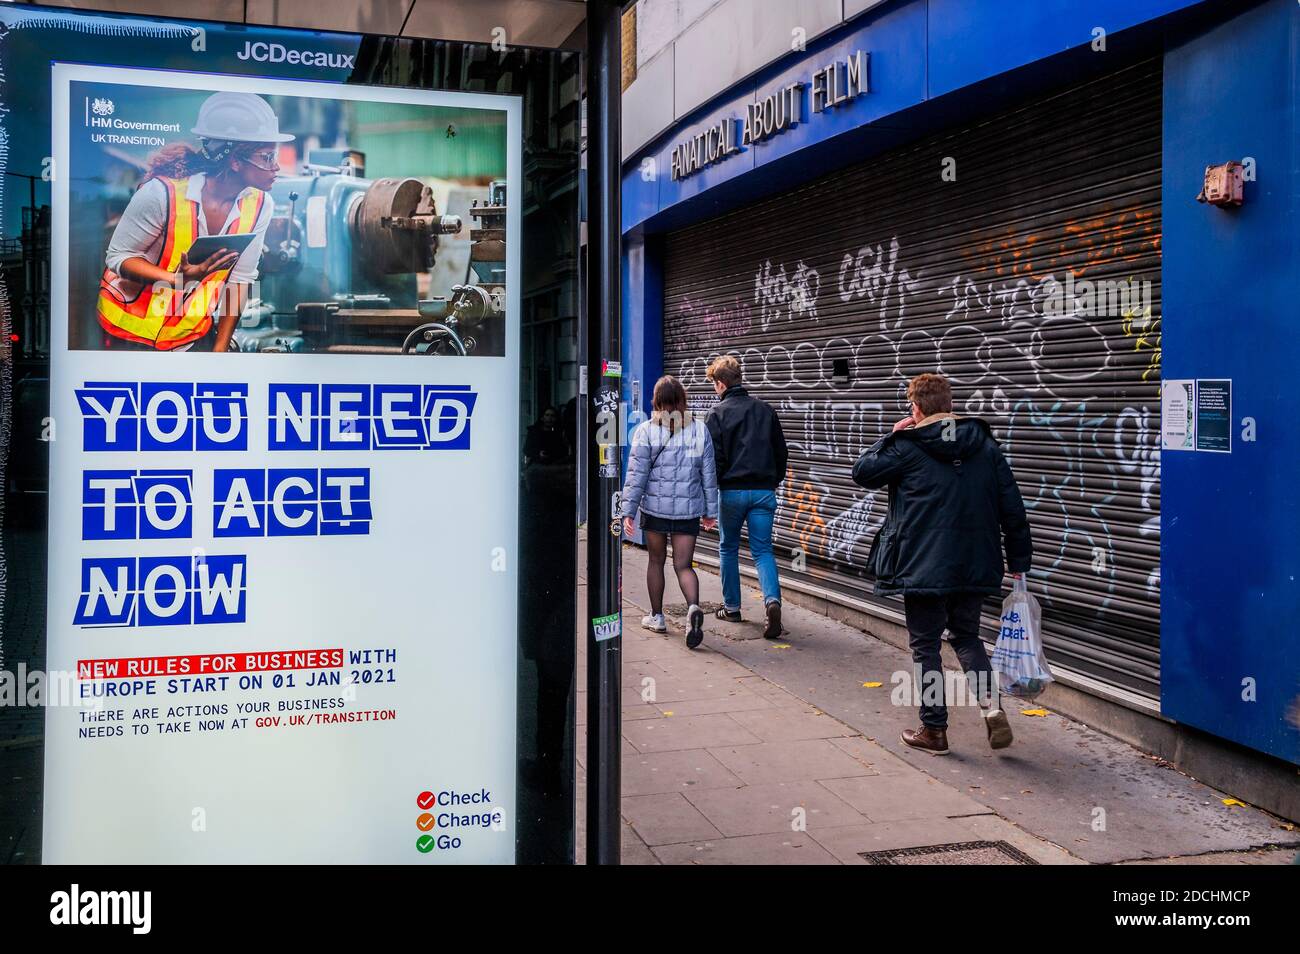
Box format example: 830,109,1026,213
903,592,995,729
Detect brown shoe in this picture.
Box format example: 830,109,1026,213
763,601,783,640
901,725,949,755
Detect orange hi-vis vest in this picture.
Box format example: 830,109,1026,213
97,176,266,350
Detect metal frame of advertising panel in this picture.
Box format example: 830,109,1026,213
0,3,579,865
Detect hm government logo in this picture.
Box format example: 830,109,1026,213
91,97,114,117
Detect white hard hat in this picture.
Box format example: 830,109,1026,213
191,92,294,143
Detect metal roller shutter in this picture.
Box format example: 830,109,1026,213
662,60,1163,698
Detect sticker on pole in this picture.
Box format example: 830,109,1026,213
592,613,621,641
602,360,622,378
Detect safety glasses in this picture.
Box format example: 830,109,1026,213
243,150,280,172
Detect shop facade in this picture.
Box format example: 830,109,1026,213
620,0,1300,785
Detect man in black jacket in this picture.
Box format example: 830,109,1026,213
852,373,1033,755
705,355,788,639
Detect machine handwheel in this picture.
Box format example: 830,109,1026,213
402,322,468,356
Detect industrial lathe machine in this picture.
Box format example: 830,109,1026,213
233,148,506,356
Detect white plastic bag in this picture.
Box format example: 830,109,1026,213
991,578,1053,699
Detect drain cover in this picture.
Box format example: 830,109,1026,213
859,840,1039,865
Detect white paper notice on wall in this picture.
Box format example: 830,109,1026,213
1161,379,1196,451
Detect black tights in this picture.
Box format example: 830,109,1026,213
644,531,699,614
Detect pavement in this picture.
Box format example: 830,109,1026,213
576,540,1300,865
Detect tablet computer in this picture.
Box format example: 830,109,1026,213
185,232,257,263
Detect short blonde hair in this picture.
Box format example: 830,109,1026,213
706,354,742,388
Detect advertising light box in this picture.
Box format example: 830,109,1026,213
0,4,579,865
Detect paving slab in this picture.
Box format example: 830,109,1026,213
621,748,745,797
818,771,994,822
827,735,919,776
708,738,878,785
621,702,666,721
652,831,840,865
652,685,776,717
726,706,858,742
621,825,661,865
651,651,756,681
619,660,673,687
621,633,692,661
635,673,756,705
734,675,812,708
621,792,722,846
624,713,763,753
684,780,868,836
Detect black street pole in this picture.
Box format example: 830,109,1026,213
585,0,623,866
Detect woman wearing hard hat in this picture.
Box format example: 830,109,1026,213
97,91,292,352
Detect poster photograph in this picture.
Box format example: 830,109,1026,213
68,69,508,358
44,63,523,863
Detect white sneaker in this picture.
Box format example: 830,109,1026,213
641,613,667,633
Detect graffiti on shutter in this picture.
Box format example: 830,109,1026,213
663,60,1163,696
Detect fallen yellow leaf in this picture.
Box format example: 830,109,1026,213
862,681,883,688
772,644,792,650
1222,798,1246,808
1021,708,1049,717
662,711,674,717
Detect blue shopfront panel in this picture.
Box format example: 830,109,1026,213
1160,0,1300,764
926,0,1203,98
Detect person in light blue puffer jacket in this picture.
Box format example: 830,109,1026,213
621,376,719,649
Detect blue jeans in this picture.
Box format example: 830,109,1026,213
719,489,782,612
